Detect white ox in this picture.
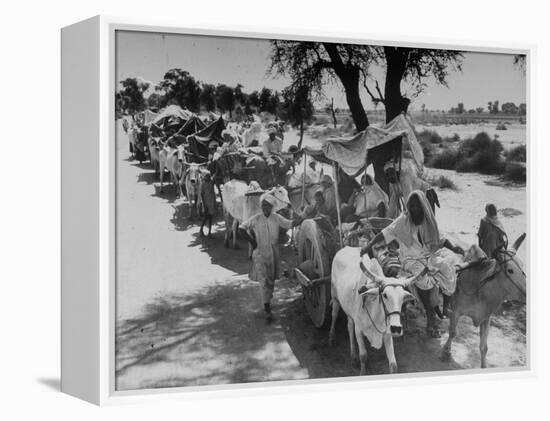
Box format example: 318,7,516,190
159,145,185,197
329,247,425,375
147,136,162,178
221,180,290,250
183,162,206,218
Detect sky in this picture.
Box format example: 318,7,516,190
116,30,526,112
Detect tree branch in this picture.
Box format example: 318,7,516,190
360,69,384,104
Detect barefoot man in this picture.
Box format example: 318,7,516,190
240,194,303,323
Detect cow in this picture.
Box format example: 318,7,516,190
329,247,425,375
147,136,162,178
221,180,290,252
183,162,207,218
441,234,526,368
159,145,185,197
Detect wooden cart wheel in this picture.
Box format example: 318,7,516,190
297,219,332,328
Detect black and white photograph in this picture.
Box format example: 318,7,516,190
114,30,527,391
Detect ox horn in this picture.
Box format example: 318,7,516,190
359,261,384,285
403,266,429,288
511,233,526,252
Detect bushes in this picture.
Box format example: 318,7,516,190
503,163,526,182
427,132,506,175
506,145,526,163
417,130,443,145
428,149,461,170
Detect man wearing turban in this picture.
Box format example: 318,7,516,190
262,127,283,156
240,194,303,322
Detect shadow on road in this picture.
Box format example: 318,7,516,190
116,277,302,390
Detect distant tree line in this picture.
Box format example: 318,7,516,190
115,69,302,121
420,101,527,116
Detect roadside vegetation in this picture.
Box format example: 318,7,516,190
418,130,526,183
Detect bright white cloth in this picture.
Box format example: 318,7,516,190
382,191,457,295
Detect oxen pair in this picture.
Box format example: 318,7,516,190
330,233,526,375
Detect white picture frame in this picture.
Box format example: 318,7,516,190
61,15,534,405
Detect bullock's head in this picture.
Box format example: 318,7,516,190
266,186,291,211
359,258,425,337
185,163,206,185
495,233,527,303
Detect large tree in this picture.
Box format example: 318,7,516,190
199,83,217,112
216,84,235,117
157,69,201,112
270,41,376,131
269,42,463,191
281,84,315,149
117,77,150,115
363,47,463,122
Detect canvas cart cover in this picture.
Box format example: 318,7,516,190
187,117,226,161
175,116,206,137
143,109,159,125
151,105,194,129
304,114,423,175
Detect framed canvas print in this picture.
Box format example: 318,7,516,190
61,16,532,405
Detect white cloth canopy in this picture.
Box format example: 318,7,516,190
308,114,424,175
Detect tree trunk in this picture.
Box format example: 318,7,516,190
342,73,369,131
383,47,410,123
297,119,304,150
322,43,369,131
330,98,337,128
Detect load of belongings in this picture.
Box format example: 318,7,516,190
213,146,291,188
186,117,226,162
150,105,194,132
303,114,424,176
165,116,207,148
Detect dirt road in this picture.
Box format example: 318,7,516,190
115,122,526,391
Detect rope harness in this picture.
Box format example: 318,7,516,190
359,262,408,335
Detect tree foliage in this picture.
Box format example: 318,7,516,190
216,84,235,116
117,77,150,115
157,69,201,112
281,84,314,148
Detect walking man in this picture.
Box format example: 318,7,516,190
200,172,216,238
240,194,303,322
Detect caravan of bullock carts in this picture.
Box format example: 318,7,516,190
123,103,526,376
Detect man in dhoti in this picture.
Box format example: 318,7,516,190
361,190,464,315
240,194,303,322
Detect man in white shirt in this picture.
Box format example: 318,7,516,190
240,194,302,322
262,127,283,156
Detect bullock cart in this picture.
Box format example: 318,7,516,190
293,115,423,327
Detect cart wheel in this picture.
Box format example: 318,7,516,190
297,219,332,328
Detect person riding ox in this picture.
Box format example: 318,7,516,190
477,203,508,258
361,190,464,336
